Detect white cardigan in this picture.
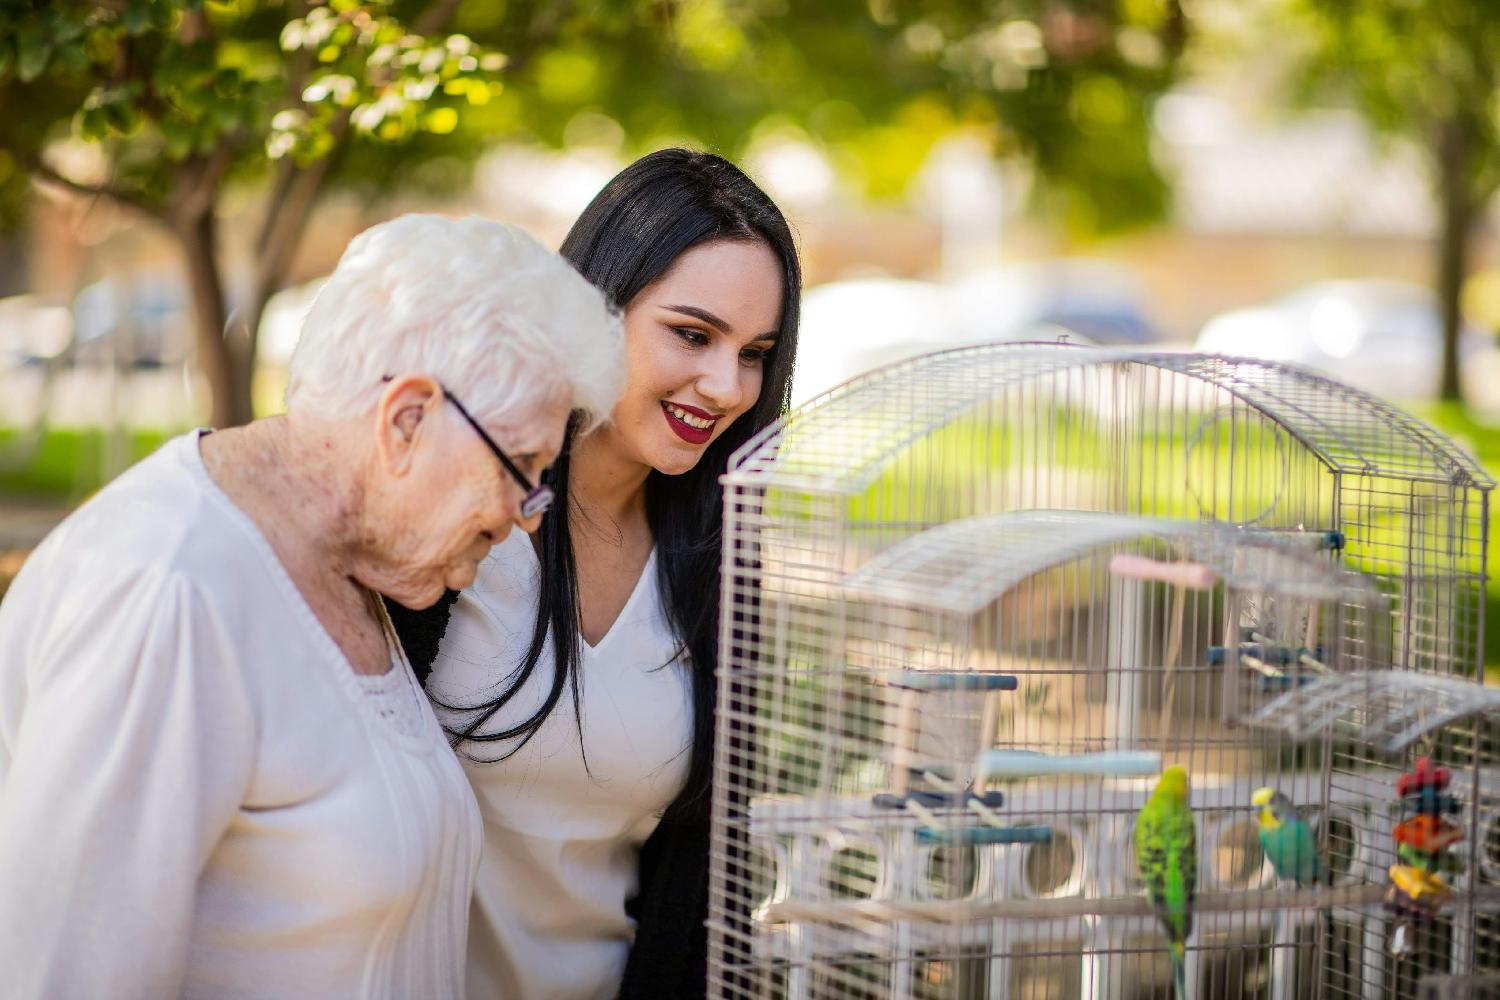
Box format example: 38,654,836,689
0,433,482,999
427,529,694,1000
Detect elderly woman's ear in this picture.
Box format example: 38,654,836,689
375,375,445,475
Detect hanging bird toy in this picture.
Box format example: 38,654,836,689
1386,756,1463,958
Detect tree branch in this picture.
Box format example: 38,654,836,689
414,0,466,35
490,0,575,78
1,144,162,219
170,143,236,226
178,5,211,44
254,114,349,281
254,1,317,257
115,34,169,120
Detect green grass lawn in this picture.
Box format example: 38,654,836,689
0,427,178,503
1418,402,1500,469
1411,403,1500,673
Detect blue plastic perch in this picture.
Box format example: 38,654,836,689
1243,529,1345,552
917,825,1053,845
889,672,1019,692
977,750,1163,780
873,790,1006,810
1257,673,1316,693
1207,644,1324,667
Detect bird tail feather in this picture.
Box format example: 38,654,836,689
1170,940,1188,1000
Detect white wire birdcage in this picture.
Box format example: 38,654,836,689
710,344,1494,1000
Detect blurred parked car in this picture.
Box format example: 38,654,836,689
71,271,194,369
949,259,1160,347
791,260,1158,404
0,294,72,367
791,278,956,404
1194,279,1493,401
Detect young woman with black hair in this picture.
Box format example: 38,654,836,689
389,148,800,999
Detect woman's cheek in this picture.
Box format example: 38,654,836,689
741,369,765,417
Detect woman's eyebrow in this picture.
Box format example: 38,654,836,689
663,304,731,333
664,303,779,342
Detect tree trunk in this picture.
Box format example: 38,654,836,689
229,129,348,412
176,209,250,427
1435,118,1471,404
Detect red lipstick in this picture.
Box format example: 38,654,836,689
661,401,719,445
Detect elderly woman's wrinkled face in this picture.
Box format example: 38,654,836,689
374,381,570,609
607,239,783,477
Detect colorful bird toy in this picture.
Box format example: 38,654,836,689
1393,814,1465,855
1386,756,1464,958
1396,757,1450,798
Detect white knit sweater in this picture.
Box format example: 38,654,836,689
0,433,482,999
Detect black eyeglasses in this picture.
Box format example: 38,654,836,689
442,387,554,519
381,376,554,517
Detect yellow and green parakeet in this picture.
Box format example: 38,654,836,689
1251,787,1323,887
1136,765,1196,1000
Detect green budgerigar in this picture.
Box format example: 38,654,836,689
1252,787,1323,886
1136,766,1197,1000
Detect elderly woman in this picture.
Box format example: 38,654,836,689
0,214,622,999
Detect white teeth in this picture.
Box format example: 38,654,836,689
666,403,713,430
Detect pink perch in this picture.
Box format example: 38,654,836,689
1108,553,1218,591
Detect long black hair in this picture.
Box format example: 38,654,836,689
436,148,800,822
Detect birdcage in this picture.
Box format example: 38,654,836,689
709,344,1494,999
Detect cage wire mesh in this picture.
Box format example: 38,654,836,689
710,344,1494,1000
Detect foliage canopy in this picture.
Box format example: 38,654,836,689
0,0,1189,424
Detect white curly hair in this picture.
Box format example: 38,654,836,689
285,214,622,431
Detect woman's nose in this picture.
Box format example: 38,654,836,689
696,347,744,411
480,491,528,541
509,493,545,534
515,508,544,534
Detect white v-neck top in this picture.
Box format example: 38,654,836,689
0,432,482,999
426,529,694,1000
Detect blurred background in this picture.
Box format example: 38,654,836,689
0,0,1497,661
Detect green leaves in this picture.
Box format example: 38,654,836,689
120,2,152,37
3,2,97,82
0,0,510,181
271,4,507,161
0,0,1188,246
16,31,53,83
75,82,148,141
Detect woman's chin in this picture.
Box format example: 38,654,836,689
443,562,480,594
381,587,434,612
648,440,713,476
383,571,465,610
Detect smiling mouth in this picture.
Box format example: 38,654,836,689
661,401,719,444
